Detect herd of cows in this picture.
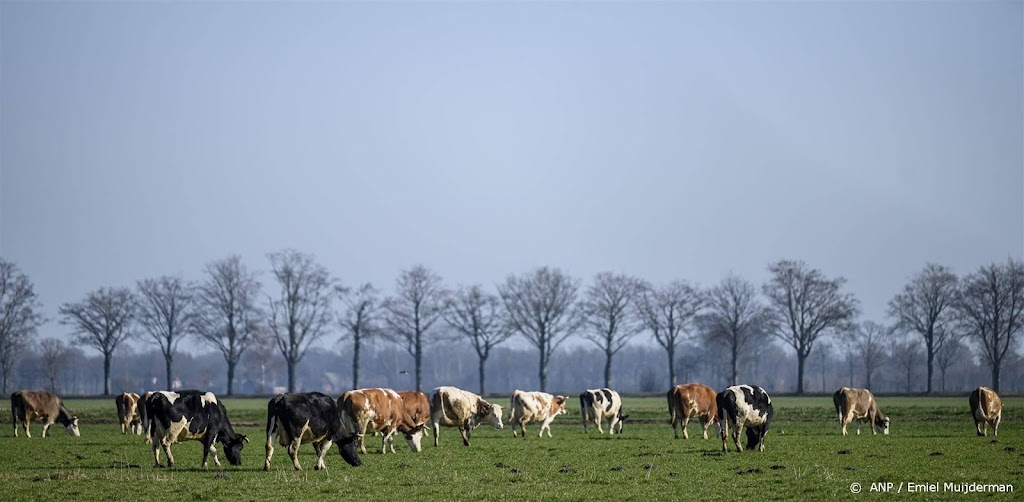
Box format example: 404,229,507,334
7,383,1006,471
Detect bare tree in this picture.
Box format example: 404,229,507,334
136,275,197,390
39,338,69,392
337,282,381,389
887,263,959,394
892,337,923,393
697,274,769,386
0,259,45,394
579,272,644,388
935,329,964,393
844,321,891,389
194,255,263,396
381,265,448,392
59,287,136,396
444,284,514,394
636,279,704,389
267,249,335,393
957,258,1024,392
499,267,582,392
762,260,859,395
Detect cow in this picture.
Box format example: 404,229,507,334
115,392,142,435
10,390,81,438
509,390,568,439
833,387,890,436
399,390,431,435
668,383,719,440
429,386,504,447
146,390,248,468
139,391,155,444
339,388,426,454
716,385,773,452
579,388,627,434
264,392,361,471
969,387,1002,437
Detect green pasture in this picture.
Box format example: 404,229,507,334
0,396,1020,501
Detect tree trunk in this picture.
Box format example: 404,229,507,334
2,371,7,395
414,335,423,392
478,356,486,395
352,336,361,389
940,368,946,393
539,347,548,392
227,361,236,396
103,353,112,396
992,365,1000,393
796,353,806,395
667,344,676,389
731,344,738,386
926,337,934,394
287,357,297,393
165,354,174,391
603,350,612,388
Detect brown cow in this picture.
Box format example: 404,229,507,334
115,392,142,435
667,383,718,439
509,390,568,438
833,387,890,436
399,390,430,436
10,390,81,438
339,388,426,454
969,387,1002,437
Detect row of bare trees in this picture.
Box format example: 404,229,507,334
1,254,1021,396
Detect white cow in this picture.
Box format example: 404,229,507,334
509,390,568,439
430,386,504,447
580,388,627,434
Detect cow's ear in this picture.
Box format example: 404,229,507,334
242,435,250,444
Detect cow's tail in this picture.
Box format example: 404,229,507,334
832,389,844,422
10,393,19,434
667,392,676,425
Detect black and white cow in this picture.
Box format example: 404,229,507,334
264,392,361,471
579,388,628,434
146,390,248,468
716,385,773,452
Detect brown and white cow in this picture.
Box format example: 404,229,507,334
339,388,426,454
667,383,719,440
509,390,568,439
399,390,431,436
833,387,890,436
430,386,504,447
10,390,80,438
115,392,142,435
969,387,1002,437
580,388,627,434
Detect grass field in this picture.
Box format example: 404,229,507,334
0,396,1020,501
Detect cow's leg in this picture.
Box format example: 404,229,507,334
209,444,221,467
841,415,848,436
42,420,51,438
732,425,743,452
582,412,589,433
869,411,877,435
993,413,1001,436
152,442,162,468
671,411,679,439
24,418,32,438
701,416,711,440
315,439,332,470
460,421,471,446
433,422,441,447
719,419,729,452
163,442,176,468
608,415,618,435
682,413,690,439
265,425,277,471
288,438,303,470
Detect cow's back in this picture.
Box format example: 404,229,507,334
12,390,58,418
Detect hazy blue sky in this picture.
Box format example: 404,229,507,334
2,1,1022,350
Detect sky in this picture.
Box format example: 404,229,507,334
2,1,1022,353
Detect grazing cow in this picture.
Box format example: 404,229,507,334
509,390,568,438
667,383,719,440
716,385,773,452
399,391,431,435
115,392,142,435
430,386,504,447
833,387,890,436
10,390,81,438
264,392,361,471
339,388,426,454
579,388,627,434
969,387,1002,437
146,390,248,468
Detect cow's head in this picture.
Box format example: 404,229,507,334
222,434,248,466
66,417,81,437
336,434,362,467
876,415,891,435
402,423,427,452
477,401,504,430
553,396,569,416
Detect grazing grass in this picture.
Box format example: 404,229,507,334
0,396,1020,500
